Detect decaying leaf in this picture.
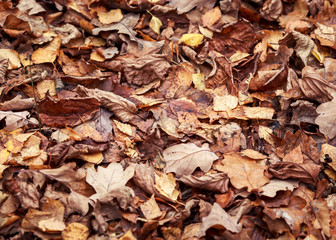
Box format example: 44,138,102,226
163,143,218,178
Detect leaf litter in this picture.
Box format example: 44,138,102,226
0,0,336,239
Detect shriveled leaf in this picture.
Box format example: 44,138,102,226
179,173,229,193
163,143,218,178
74,85,137,123
38,96,100,127
266,162,320,185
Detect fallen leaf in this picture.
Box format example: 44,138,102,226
215,152,269,192
0,49,21,69
163,143,218,178
315,96,336,139
179,172,229,193
62,222,90,240
198,202,242,236
86,163,134,199
149,15,162,35
22,199,66,232
260,179,299,197
140,195,162,220
32,35,61,64
202,7,221,28
179,34,204,47
97,7,123,25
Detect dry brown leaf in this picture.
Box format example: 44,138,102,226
163,143,218,178
171,0,216,14
179,173,229,193
74,85,137,123
22,199,66,232
62,222,90,240
260,0,282,21
32,35,61,64
215,152,269,192
311,198,331,237
260,179,299,197
0,95,34,111
266,162,320,185
315,97,336,139
140,195,162,220
202,7,222,28
40,162,95,197
38,96,100,127
97,7,123,25
198,203,242,236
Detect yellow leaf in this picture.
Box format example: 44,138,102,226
90,51,105,62
179,34,204,47
192,73,206,90
32,35,61,64
37,80,57,99
149,15,162,34
62,222,89,240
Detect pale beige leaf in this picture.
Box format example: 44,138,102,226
315,97,336,139
198,203,242,237
260,179,299,197
140,195,162,220
86,163,135,199
163,143,218,177
0,49,21,70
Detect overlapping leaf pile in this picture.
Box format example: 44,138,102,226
1,0,336,239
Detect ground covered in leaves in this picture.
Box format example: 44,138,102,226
1,0,336,239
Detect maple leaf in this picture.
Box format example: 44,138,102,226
86,163,135,200
163,143,218,178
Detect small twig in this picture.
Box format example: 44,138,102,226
28,56,42,133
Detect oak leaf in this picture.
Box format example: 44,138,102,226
163,143,218,178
